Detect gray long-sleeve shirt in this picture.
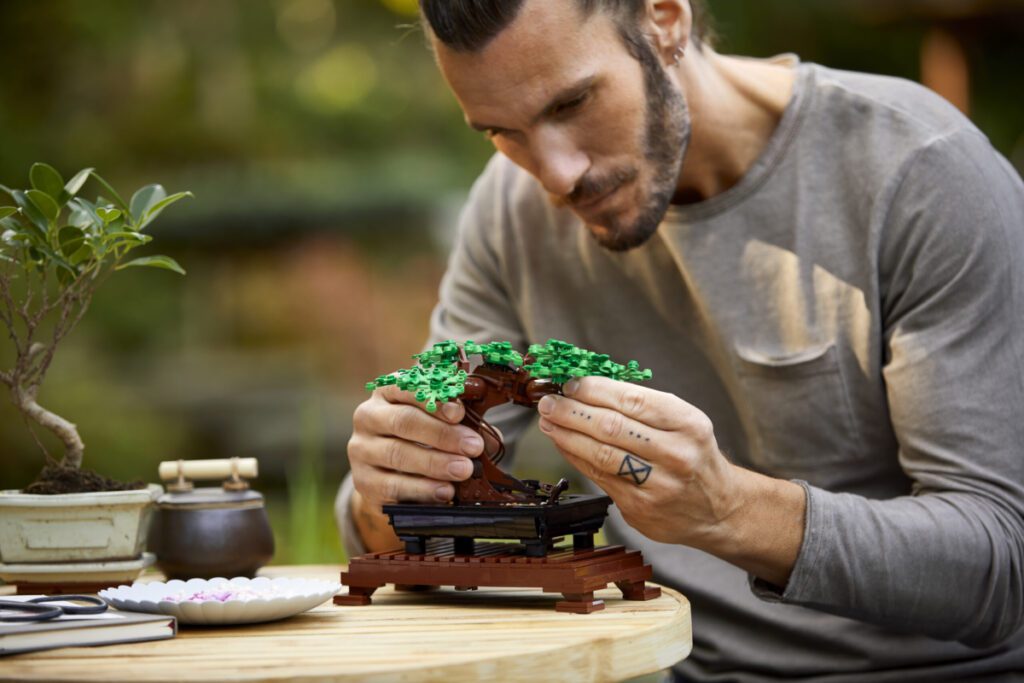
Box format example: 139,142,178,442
336,62,1024,681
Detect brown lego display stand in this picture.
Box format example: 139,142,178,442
335,539,660,614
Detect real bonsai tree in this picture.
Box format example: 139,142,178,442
0,163,191,493
367,339,652,505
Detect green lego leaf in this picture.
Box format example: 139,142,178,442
525,339,653,385
364,363,467,412
365,339,650,411
413,339,462,368
464,340,523,366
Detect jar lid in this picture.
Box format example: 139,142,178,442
157,486,264,508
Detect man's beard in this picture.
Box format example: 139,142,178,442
558,30,691,252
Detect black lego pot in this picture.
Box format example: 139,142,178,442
148,459,275,580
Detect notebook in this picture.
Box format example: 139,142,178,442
0,599,176,656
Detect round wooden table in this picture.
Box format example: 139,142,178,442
1,564,691,682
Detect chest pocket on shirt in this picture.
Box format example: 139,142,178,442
734,342,863,472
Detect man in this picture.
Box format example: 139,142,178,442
337,1,1024,680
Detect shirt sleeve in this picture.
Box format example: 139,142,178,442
761,129,1024,648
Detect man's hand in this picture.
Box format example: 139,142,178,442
537,376,807,587
347,385,484,551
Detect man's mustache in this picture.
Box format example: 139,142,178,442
551,167,639,209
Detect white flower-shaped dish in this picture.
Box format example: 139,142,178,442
99,576,341,626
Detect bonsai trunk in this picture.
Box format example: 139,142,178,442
13,385,84,469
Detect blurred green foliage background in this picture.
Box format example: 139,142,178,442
1,0,1022,565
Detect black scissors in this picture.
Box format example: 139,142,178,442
0,595,108,623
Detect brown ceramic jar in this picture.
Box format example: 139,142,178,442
148,487,275,580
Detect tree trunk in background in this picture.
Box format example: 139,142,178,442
13,386,85,469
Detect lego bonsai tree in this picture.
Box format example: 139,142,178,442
366,339,652,505
0,163,191,493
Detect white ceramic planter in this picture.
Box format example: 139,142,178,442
0,484,162,563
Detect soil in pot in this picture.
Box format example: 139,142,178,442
22,463,144,495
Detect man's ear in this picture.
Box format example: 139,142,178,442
643,0,692,64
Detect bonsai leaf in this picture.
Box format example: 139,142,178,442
68,197,103,233
26,189,60,223
68,246,93,266
88,171,130,213
105,230,150,257
12,190,50,233
139,191,193,230
13,222,48,251
58,226,86,258
1,229,21,252
97,207,122,223
105,230,152,244
30,163,65,201
129,184,166,225
116,255,185,275
55,260,79,286
62,167,94,203
27,241,76,276
0,206,17,220
2,226,35,251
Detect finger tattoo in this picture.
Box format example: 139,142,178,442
618,453,653,485
571,409,593,421
627,429,651,443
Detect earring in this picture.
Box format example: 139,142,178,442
671,44,685,66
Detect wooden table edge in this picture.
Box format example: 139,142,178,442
1,565,693,683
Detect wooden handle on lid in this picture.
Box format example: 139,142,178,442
158,458,258,482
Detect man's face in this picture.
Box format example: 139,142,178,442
435,0,690,251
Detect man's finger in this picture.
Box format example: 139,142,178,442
538,394,665,461
362,437,476,482
539,416,657,490
563,376,695,432
358,464,455,505
361,400,483,457
376,384,466,424
376,382,421,406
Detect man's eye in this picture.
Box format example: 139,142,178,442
554,93,588,115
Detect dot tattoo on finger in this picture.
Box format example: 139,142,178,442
618,453,653,485
627,429,648,442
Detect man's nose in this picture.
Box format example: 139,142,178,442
531,132,589,198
